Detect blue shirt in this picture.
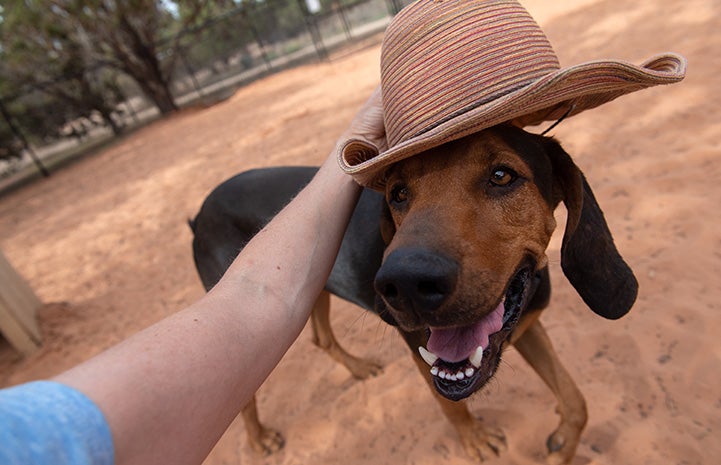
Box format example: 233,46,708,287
0,381,114,465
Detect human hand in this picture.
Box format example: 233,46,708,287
339,86,387,153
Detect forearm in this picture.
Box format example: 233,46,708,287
213,153,361,330
201,153,363,394
54,153,362,465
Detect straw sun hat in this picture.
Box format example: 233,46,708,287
338,0,686,189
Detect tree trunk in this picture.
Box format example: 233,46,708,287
99,109,122,136
115,14,179,115
137,79,178,115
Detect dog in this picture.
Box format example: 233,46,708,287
189,124,637,463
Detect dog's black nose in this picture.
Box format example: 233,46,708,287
374,247,459,317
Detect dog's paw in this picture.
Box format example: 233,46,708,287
545,424,581,465
248,427,285,456
346,357,384,379
458,423,507,462
312,338,383,380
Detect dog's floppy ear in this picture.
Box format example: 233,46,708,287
545,138,638,319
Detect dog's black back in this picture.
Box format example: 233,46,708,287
190,166,386,313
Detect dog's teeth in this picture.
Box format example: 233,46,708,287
430,366,472,382
418,346,439,366
424,347,480,381
469,346,484,368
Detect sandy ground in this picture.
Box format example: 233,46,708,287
0,1,719,464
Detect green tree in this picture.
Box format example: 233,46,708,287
0,1,125,141
48,0,213,114
0,2,100,162
3,0,217,116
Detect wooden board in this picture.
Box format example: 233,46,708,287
0,249,42,356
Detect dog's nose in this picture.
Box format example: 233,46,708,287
374,247,459,317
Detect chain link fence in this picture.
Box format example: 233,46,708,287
0,0,413,189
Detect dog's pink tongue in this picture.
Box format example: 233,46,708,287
427,301,505,363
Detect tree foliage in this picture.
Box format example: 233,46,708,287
0,0,227,161
0,0,380,163
1,0,218,118
0,1,125,160
44,0,216,114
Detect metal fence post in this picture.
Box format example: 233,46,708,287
335,1,353,41
243,6,273,71
386,0,403,16
178,49,206,100
296,0,328,60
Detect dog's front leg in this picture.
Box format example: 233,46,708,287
512,319,587,465
401,329,507,461
240,396,285,455
310,290,383,379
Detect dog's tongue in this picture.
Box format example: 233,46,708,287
427,300,505,363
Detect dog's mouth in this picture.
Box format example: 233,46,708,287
418,267,532,401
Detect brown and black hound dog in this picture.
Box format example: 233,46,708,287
190,124,637,464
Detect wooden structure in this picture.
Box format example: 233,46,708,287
0,249,42,356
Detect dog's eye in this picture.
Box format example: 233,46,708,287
389,184,409,204
489,167,518,187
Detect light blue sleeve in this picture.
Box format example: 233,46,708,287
0,380,114,465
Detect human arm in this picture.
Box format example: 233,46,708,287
51,87,385,465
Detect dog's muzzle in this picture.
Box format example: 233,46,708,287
419,267,533,401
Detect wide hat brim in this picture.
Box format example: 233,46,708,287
338,0,687,190
340,53,686,190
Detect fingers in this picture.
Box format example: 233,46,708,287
343,85,387,152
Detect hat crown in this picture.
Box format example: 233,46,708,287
381,0,560,146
